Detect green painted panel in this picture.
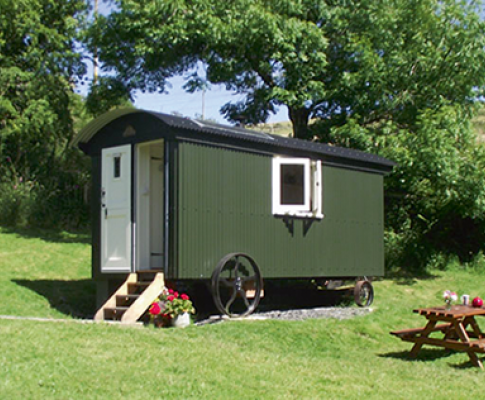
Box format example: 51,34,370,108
175,143,384,280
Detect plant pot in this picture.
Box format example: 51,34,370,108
172,312,191,328
153,315,171,328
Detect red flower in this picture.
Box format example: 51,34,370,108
149,302,161,315
167,295,175,301
168,289,174,295
174,292,179,298
181,294,189,301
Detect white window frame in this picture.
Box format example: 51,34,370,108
312,160,323,219
272,157,324,219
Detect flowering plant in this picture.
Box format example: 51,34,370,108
443,290,458,307
149,288,195,323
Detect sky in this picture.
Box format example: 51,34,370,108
80,1,289,125
130,75,289,124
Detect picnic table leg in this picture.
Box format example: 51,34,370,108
453,320,484,369
463,316,484,340
409,320,437,358
442,324,456,354
443,323,457,341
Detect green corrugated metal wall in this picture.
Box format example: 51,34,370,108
175,142,384,279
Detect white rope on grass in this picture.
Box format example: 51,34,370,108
0,315,143,327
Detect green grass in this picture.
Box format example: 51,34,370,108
0,227,94,318
2,227,485,398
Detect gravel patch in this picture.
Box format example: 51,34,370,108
196,306,372,325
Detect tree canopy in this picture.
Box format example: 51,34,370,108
89,0,485,138
0,0,87,178
0,0,90,228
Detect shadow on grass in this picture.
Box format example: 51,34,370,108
1,226,91,245
449,358,485,370
382,349,485,370
13,279,96,319
384,269,440,286
380,348,454,362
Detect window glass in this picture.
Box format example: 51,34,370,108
280,164,305,205
114,156,121,178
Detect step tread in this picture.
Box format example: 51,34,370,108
104,307,129,320
128,282,151,286
115,294,140,307
116,294,140,299
105,306,130,311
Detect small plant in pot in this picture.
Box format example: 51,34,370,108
149,288,195,328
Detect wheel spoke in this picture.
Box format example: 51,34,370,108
239,289,251,308
225,289,238,314
234,257,240,278
220,278,235,288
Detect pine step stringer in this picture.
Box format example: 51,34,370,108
94,272,165,324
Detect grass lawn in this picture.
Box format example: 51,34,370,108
0,227,94,318
2,227,485,399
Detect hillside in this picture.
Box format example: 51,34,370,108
252,120,293,137
253,107,485,140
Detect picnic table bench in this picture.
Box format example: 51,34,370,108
391,305,485,368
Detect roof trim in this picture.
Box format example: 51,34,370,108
71,108,145,147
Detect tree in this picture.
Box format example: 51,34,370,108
322,103,485,269
313,0,485,135
0,0,90,228
85,76,134,117
87,0,485,269
89,0,485,138
0,0,87,179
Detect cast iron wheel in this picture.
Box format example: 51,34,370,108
211,253,263,317
354,280,374,307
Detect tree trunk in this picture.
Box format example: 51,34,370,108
288,107,311,140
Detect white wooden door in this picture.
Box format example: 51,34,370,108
101,144,132,272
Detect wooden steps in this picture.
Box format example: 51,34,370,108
103,306,129,320
115,294,140,306
127,282,151,293
94,271,165,324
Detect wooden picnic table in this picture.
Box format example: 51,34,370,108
391,305,485,368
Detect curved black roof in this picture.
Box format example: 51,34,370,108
73,109,396,174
